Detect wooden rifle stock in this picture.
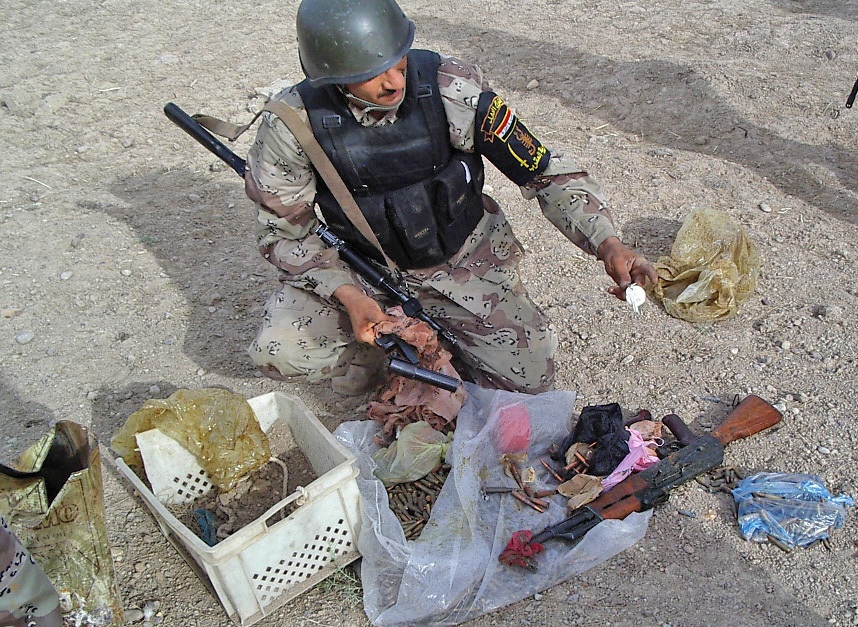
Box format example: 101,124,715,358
710,394,782,445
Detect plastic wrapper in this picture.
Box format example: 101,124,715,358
732,472,853,548
335,384,650,626
372,422,453,486
491,403,531,453
111,388,270,491
0,422,123,626
651,208,760,322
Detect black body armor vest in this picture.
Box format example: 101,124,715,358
297,49,486,269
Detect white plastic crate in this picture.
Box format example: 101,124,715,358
114,392,362,626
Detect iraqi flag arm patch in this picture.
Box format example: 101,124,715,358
475,91,550,186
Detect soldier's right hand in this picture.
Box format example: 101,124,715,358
333,284,396,345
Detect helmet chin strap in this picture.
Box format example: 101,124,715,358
338,84,406,113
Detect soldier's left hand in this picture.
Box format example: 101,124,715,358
596,237,658,301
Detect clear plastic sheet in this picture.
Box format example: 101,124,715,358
335,384,650,626
732,472,853,548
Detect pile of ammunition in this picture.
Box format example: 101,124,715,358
694,464,747,494
385,464,450,540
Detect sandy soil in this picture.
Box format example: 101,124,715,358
1,0,856,625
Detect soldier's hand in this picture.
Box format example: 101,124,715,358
333,284,395,344
596,237,658,301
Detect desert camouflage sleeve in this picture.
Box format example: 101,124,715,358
438,55,618,256
244,86,355,299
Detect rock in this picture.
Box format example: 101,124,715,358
526,79,540,90
814,304,844,324
125,607,145,623
142,600,159,620
15,332,35,344
60,271,73,280
759,202,772,213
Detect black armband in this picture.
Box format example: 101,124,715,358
475,91,550,185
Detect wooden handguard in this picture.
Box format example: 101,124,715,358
710,394,782,445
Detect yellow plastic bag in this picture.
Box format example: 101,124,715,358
111,388,270,491
651,208,760,322
0,421,123,626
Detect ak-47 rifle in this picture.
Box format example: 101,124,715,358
163,102,461,392
499,394,782,570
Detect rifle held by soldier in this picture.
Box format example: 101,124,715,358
164,102,461,391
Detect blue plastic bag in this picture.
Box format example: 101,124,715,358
732,472,853,548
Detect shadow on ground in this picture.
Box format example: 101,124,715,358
0,379,56,461
416,15,858,226
97,170,275,378
769,0,858,21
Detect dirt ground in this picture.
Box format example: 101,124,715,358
1,0,856,625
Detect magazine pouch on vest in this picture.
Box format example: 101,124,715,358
299,49,485,269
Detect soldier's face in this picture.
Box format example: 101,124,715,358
345,56,407,108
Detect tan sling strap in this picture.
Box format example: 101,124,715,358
195,103,398,272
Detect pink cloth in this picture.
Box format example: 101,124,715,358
601,427,661,491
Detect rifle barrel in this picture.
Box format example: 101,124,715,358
163,102,247,178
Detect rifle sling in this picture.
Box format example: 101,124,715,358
262,101,398,272
193,102,398,272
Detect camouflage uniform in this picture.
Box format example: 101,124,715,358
0,516,62,627
245,55,619,394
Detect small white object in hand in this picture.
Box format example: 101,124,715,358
625,284,646,314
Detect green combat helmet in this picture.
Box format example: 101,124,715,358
296,0,415,87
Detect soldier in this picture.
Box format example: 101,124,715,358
0,516,62,627
244,0,657,395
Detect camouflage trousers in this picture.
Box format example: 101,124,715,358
248,211,558,394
